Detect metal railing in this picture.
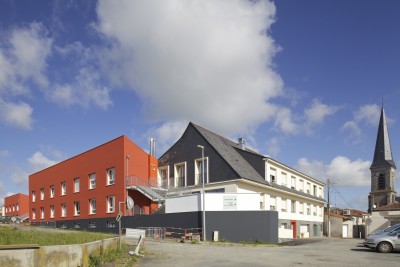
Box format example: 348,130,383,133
126,176,159,188
138,227,166,242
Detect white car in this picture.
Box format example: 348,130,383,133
363,231,400,253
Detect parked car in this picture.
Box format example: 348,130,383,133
363,230,400,253
367,223,400,237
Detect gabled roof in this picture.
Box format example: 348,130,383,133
371,107,396,169
190,122,325,202
191,122,268,185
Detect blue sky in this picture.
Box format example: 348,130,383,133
1,0,400,211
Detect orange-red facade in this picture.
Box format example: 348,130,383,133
4,193,29,217
28,136,158,223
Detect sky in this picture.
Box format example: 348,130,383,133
1,0,400,211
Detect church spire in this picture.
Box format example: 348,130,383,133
370,106,396,169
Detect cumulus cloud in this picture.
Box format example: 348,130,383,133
28,151,58,173
296,156,371,187
96,0,283,135
0,100,34,129
266,137,281,157
341,104,382,144
147,121,188,155
10,168,29,186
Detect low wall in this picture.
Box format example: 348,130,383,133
0,237,119,267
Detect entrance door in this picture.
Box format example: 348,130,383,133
290,220,297,239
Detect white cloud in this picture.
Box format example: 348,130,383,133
0,100,34,129
341,104,382,143
10,168,29,186
148,121,188,155
296,156,371,187
0,22,52,96
0,150,10,157
273,99,339,135
28,152,58,173
96,0,283,135
266,137,280,157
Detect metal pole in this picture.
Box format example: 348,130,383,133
327,178,330,237
197,145,206,242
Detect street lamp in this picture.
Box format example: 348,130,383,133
197,145,206,242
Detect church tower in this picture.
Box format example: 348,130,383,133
368,106,397,212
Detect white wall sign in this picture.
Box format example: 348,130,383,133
223,195,237,210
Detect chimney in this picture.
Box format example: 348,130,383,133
150,138,156,157
238,137,246,150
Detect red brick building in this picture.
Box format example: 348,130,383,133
4,193,29,218
29,136,158,229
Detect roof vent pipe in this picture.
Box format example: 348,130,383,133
238,138,246,150
150,138,156,157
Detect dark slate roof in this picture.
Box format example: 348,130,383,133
371,107,396,169
191,123,325,202
191,123,268,185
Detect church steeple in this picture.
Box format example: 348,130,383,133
368,105,397,212
370,106,396,169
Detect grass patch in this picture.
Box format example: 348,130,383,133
89,243,138,267
0,226,114,246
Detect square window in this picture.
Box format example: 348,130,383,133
107,195,115,213
107,168,115,185
89,173,96,189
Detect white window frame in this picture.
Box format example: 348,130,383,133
74,201,80,216
32,209,36,220
61,182,67,196
281,198,287,212
291,176,296,190
50,185,54,198
61,204,67,217
32,191,36,202
40,188,44,200
174,162,186,188
89,199,96,214
40,207,44,219
107,196,115,213
50,205,55,218
158,166,169,189
299,202,304,214
195,157,209,185
281,172,287,186
89,173,96,189
74,178,80,193
107,168,115,185
299,180,304,192
270,196,276,211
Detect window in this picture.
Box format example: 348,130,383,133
50,205,55,218
270,175,276,183
281,198,287,212
61,182,66,195
291,200,296,213
61,204,67,217
106,221,116,228
89,199,96,214
307,204,311,215
12,205,14,211
74,222,80,229
291,176,296,189
88,222,96,228
107,196,115,213
74,201,80,216
74,178,80,193
378,173,385,190
16,204,19,211
281,173,287,186
195,157,208,185
313,185,317,196
299,202,304,214
60,223,67,229
40,207,44,219
174,163,186,188
270,196,276,211
107,168,115,185
32,191,36,202
306,183,311,194
50,185,55,198
32,209,36,220
89,173,96,189
299,180,304,191
269,168,277,183
40,188,45,200
158,167,168,189
313,205,317,216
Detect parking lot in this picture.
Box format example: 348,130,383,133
137,238,400,267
